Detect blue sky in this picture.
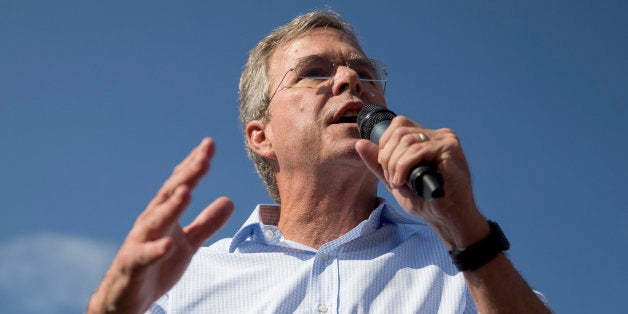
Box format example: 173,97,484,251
1,1,626,313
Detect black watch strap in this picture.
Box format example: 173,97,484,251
449,220,510,271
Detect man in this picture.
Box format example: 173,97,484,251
88,11,550,313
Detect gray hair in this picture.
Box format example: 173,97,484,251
238,10,359,203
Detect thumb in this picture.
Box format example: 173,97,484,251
355,139,387,184
184,196,234,248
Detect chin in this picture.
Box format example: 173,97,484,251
337,144,366,164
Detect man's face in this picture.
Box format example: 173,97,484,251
262,27,386,173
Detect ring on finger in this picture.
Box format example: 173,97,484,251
418,132,430,142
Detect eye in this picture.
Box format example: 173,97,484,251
350,60,379,81
295,56,334,80
300,65,331,78
356,69,377,80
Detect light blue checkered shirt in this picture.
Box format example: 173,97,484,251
149,199,477,313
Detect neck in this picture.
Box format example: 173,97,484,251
275,167,378,249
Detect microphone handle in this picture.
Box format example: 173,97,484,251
372,121,444,200
409,164,444,200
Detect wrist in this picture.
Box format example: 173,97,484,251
448,220,511,271
86,270,122,314
431,211,490,251
86,292,106,314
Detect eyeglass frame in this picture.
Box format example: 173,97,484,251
267,56,388,103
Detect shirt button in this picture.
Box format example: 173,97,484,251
320,253,329,261
318,304,328,313
264,230,274,239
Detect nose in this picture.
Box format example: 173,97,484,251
331,65,364,96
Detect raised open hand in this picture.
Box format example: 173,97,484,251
88,138,233,313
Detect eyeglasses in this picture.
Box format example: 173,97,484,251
269,55,387,102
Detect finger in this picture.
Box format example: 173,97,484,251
377,116,428,149
377,123,410,185
131,237,174,269
115,236,174,279
159,138,214,201
149,138,215,208
379,118,434,188
389,133,434,188
355,139,389,187
136,185,191,241
184,196,234,248
376,132,395,184
377,117,422,183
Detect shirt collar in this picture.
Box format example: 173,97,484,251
229,198,425,253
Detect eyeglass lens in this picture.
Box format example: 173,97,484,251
294,56,386,87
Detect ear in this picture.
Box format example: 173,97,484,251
246,120,276,159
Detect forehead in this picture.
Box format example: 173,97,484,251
269,28,365,74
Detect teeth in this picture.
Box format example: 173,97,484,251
342,110,359,117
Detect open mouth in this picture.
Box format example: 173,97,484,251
334,108,360,124
336,115,358,124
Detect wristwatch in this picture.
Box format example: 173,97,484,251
449,220,510,271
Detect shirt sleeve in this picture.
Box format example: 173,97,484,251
145,294,169,314
461,288,552,313
463,287,479,314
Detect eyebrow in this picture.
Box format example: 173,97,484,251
349,51,367,60
294,55,326,68
294,53,370,67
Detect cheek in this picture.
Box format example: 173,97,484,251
267,88,329,143
367,90,387,106
271,94,320,129
268,104,312,143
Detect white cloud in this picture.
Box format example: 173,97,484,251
0,233,117,314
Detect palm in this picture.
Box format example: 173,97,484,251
88,138,233,314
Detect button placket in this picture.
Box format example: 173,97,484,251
320,252,329,261
310,249,338,313
263,229,275,239
318,303,328,313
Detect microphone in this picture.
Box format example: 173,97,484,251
357,104,444,199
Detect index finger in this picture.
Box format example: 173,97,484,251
148,137,215,209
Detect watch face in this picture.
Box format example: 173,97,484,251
450,221,510,271
489,221,510,250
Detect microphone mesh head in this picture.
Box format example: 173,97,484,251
357,104,397,139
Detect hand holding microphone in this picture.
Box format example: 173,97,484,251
357,104,444,200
